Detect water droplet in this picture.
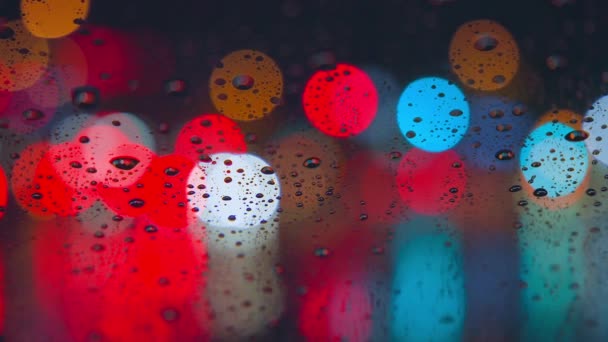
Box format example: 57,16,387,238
222,196,232,201
496,124,512,132
129,199,145,208
198,154,212,163
190,136,202,144
492,75,506,84
533,188,548,197
228,215,236,221
389,151,402,159
232,75,255,90
531,161,542,168
372,246,385,255
72,86,99,109
495,149,515,161
110,157,140,170
564,130,590,142
314,247,330,257
164,167,179,176
164,79,187,96
70,161,82,169
161,308,180,322
261,166,275,175
509,185,522,192
246,133,257,143
406,131,416,138
22,109,44,121
488,109,504,119
359,213,368,221
474,34,499,51
145,225,158,233
91,243,105,252
512,104,526,116
586,188,597,196
86,167,97,173
449,109,463,117
32,192,43,200
79,136,90,143
303,157,321,168
224,177,232,183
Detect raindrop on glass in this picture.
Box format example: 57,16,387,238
22,109,44,121
72,86,100,109
232,75,255,90
110,156,140,170
303,157,321,168
564,130,590,142
495,149,515,161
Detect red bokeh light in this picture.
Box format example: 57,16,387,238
174,113,247,162
11,142,55,218
98,154,196,228
33,144,98,216
0,166,6,221
299,281,372,342
395,148,467,215
303,63,378,138
33,218,208,341
71,26,175,99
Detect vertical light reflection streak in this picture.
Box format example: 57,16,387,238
199,213,284,339
390,216,465,341
519,201,585,341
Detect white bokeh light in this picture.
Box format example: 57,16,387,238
584,95,608,165
188,152,281,229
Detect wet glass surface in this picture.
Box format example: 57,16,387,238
1,0,608,341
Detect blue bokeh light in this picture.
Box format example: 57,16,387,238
519,122,589,198
455,95,534,172
397,77,470,152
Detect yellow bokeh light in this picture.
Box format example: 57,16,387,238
449,19,520,91
21,0,89,39
209,49,283,121
0,20,49,92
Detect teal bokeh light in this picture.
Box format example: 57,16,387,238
519,122,589,198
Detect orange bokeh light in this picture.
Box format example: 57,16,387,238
21,0,90,39
209,50,283,121
449,19,520,91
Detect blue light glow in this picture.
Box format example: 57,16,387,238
391,217,465,341
519,122,589,198
397,77,470,152
455,95,533,172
